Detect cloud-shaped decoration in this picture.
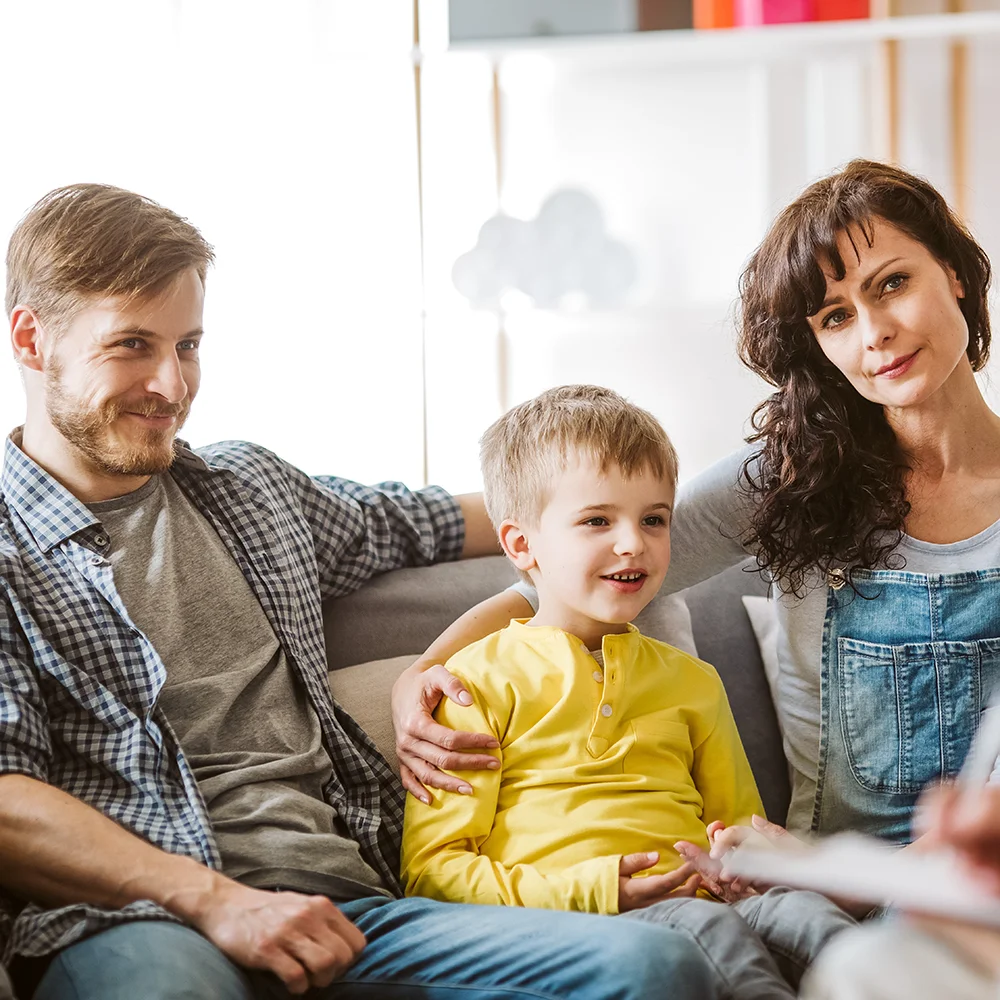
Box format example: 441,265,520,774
452,188,637,310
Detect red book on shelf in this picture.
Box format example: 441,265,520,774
694,0,735,28
735,0,814,23
813,0,868,19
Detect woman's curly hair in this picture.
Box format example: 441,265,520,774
737,159,992,595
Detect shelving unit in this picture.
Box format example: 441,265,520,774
439,9,1000,217
444,10,1000,65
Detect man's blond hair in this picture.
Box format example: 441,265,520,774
481,384,678,530
6,183,214,330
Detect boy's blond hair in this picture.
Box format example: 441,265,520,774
480,384,678,530
6,183,214,331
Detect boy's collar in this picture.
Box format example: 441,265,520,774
508,618,641,650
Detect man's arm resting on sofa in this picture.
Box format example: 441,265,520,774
454,494,500,559
0,774,363,995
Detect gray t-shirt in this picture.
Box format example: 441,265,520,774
513,446,1000,834
89,474,389,899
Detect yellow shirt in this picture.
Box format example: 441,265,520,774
401,619,764,915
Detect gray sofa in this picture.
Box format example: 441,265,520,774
1,553,777,1000
323,553,786,824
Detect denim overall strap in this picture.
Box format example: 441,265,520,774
813,568,1000,843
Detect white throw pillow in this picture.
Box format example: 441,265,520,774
740,594,781,714
632,592,699,658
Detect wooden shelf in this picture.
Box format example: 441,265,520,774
443,11,1000,67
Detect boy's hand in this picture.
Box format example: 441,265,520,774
675,815,802,901
673,840,754,902
617,853,701,912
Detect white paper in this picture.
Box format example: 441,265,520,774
725,833,1000,927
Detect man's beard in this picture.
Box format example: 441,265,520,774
45,360,190,477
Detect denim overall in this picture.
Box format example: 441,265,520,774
812,567,1000,843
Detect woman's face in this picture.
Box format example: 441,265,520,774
807,218,969,410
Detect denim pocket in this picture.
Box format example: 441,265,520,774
837,637,996,793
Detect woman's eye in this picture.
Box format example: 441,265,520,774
119,338,142,349
822,309,848,330
882,273,907,293
583,517,608,527
643,515,666,527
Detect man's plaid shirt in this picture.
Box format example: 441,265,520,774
0,433,464,963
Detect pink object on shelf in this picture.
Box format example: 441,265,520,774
735,0,814,24
814,0,868,20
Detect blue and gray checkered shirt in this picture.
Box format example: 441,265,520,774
0,432,464,962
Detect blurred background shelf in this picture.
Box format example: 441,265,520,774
445,10,1000,64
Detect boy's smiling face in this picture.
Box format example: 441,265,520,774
500,451,675,649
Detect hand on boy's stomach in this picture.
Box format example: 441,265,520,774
391,660,501,802
617,853,701,912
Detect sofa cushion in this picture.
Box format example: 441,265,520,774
329,654,416,773
324,557,518,671
326,588,700,777
323,554,790,825
324,555,700,669
682,562,788,825
741,595,780,714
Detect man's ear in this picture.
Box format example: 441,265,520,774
11,306,48,372
498,519,537,573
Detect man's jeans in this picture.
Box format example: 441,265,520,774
32,896,717,999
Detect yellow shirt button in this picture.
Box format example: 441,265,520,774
601,704,613,717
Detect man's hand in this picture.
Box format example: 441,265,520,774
617,853,701,912
0,774,361,994
189,880,366,995
391,661,500,803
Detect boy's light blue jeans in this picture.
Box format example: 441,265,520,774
32,895,717,1000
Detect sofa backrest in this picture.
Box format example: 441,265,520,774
684,562,787,824
323,555,788,824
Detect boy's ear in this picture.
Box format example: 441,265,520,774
498,519,537,572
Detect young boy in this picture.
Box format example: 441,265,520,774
401,385,853,999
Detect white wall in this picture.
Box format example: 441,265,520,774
422,26,1000,491
0,0,426,485
3,4,1000,494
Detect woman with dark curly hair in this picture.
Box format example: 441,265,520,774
392,159,1000,850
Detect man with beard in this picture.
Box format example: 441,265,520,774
0,185,714,1000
